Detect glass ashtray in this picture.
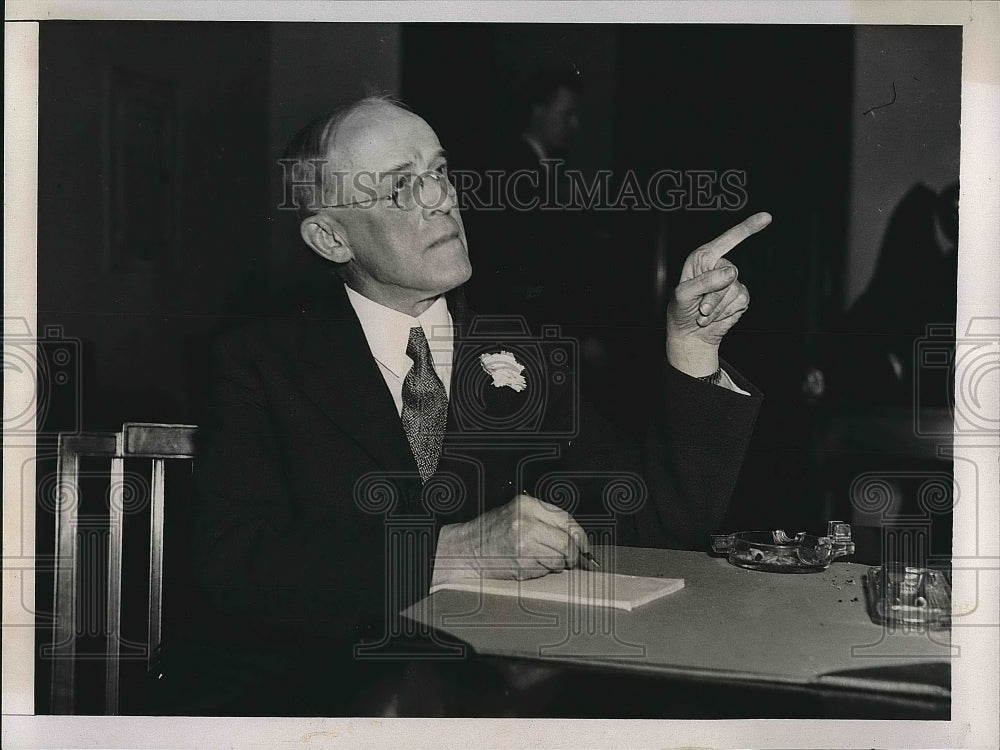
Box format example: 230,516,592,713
863,564,952,629
710,521,856,573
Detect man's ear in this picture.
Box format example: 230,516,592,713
300,212,353,264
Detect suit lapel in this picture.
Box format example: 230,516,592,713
292,283,533,518
445,290,542,433
295,282,420,481
440,291,537,515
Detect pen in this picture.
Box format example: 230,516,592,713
580,550,601,569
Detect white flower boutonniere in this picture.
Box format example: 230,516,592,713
479,350,527,392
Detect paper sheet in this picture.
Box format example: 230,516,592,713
429,569,684,612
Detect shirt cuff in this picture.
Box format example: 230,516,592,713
430,523,480,588
718,367,751,396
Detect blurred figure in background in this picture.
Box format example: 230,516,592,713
512,66,582,165
801,181,958,544
819,181,958,407
465,67,589,329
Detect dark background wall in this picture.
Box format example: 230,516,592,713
38,22,403,431
39,22,269,428
847,25,962,307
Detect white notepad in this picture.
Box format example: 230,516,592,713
429,569,684,612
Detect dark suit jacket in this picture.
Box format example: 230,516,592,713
175,278,762,713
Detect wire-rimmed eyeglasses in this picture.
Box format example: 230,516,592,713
325,168,456,211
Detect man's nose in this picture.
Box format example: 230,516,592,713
419,173,457,214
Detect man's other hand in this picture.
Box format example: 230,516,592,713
665,212,771,377
434,494,589,583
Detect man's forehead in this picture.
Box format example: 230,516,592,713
334,103,442,170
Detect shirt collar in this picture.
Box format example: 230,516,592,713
344,285,453,379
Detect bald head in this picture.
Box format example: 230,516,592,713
283,95,412,218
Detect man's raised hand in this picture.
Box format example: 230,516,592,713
665,212,771,377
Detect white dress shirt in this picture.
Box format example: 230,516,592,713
344,285,454,415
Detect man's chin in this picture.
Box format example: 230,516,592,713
446,260,473,292
452,263,473,289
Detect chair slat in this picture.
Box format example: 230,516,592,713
124,423,197,458
104,445,125,716
50,437,80,715
60,433,118,455
147,458,166,673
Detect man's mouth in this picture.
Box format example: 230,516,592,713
428,232,460,249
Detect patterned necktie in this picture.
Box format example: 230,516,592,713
401,326,448,482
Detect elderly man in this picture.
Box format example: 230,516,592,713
176,96,767,715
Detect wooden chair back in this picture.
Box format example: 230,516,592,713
49,422,197,715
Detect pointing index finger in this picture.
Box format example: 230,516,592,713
700,211,772,265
